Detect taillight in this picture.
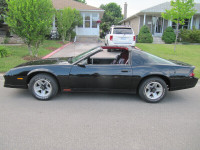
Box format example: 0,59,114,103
189,72,195,77
110,35,113,41
133,36,136,41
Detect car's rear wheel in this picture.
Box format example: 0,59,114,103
139,77,167,103
29,73,58,101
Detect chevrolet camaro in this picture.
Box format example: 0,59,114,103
4,46,198,103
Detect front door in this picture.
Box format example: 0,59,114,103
69,64,133,92
154,17,163,36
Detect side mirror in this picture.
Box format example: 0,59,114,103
77,63,86,68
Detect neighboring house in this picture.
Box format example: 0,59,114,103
0,0,104,42
52,0,104,42
120,2,200,37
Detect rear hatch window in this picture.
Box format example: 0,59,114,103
113,28,133,34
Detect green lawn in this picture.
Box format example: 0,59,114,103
0,40,67,73
136,43,200,78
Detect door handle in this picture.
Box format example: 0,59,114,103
121,70,129,72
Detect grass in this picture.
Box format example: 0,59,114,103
0,40,68,73
136,43,200,78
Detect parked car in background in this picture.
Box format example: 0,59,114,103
105,25,136,48
4,46,198,103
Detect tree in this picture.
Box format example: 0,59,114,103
162,0,196,51
6,0,54,57
100,3,123,38
56,7,81,42
66,9,82,41
74,0,86,3
138,25,153,43
162,27,176,44
0,0,8,23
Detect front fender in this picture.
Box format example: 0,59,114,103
27,68,56,77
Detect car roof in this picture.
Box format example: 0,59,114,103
111,25,131,28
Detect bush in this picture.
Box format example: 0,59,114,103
162,27,176,44
0,46,10,58
138,25,153,43
3,36,10,44
180,27,200,43
71,31,76,42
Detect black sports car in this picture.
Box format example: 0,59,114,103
4,46,198,103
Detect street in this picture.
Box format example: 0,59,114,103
0,77,200,150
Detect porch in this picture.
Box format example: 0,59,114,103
140,13,200,37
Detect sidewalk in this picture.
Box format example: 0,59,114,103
50,42,102,58
0,74,4,80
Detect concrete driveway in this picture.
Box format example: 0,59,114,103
50,42,102,58
0,75,200,150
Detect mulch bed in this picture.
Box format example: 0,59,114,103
57,41,69,45
45,47,57,51
23,56,42,61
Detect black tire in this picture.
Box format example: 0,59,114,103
139,77,167,103
29,73,58,101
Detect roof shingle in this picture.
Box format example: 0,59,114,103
52,0,103,11
141,2,200,13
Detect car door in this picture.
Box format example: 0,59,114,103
69,62,133,92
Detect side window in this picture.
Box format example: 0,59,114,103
89,51,130,65
85,13,90,28
78,58,88,65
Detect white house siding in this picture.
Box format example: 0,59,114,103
76,12,100,37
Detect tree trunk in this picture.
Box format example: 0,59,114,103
62,34,65,43
174,21,179,52
28,44,33,56
34,42,39,57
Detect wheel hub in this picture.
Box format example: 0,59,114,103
145,81,164,100
33,79,52,98
40,84,46,90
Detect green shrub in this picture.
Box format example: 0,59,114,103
162,27,176,44
138,25,153,43
4,36,10,44
180,27,200,43
0,46,10,58
71,31,76,42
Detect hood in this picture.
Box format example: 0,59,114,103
15,57,72,68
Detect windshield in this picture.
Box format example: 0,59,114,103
113,28,133,34
71,47,100,63
133,51,176,65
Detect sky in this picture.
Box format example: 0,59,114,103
86,0,200,17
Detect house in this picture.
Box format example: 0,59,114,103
0,0,104,42
52,0,104,42
120,2,200,37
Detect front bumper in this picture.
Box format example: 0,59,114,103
4,75,28,89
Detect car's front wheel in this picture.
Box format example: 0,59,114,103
29,73,58,100
139,77,167,103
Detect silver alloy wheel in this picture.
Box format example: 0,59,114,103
33,79,52,98
144,81,164,100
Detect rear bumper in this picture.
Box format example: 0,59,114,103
170,77,198,91
108,41,136,47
